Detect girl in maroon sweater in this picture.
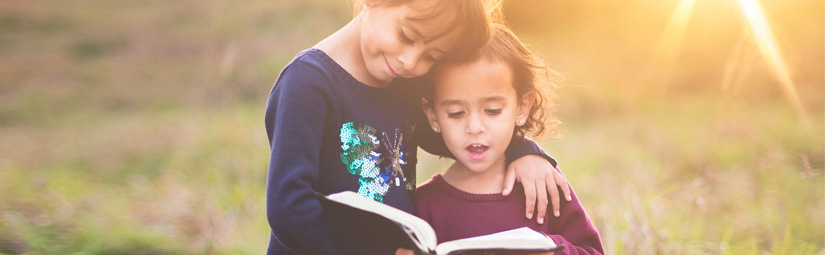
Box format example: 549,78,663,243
403,24,605,255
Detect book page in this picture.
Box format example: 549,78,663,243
326,191,438,253
434,227,557,255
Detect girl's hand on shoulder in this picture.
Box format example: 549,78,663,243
503,155,571,224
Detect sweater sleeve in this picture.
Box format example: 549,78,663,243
505,136,557,167
264,61,342,254
544,169,604,255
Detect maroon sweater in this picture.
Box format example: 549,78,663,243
415,174,604,255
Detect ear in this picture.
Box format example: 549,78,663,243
421,98,441,133
516,92,535,127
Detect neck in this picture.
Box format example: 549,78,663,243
314,12,387,87
441,159,507,194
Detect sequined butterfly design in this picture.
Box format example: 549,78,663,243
339,122,413,202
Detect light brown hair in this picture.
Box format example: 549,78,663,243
354,0,495,62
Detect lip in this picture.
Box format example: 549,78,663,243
384,56,399,77
466,143,489,160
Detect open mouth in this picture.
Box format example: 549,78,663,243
466,143,489,160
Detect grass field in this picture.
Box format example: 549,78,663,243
0,0,822,254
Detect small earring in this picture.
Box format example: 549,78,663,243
433,127,438,132
518,120,524,125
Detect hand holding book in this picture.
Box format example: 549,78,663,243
318,191,561,255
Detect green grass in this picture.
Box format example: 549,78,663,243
0,104,272,254
2,95,820,255
0,0,822,254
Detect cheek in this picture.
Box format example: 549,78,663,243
412,62,436,77
362,27,388,52
485,113,515,131
441,129,465,152
438,121,463,143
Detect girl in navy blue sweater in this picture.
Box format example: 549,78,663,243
264,0,572,254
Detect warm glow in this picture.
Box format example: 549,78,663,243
653,0,696,64
736,0,808,124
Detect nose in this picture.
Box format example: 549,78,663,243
397,49,422,73
466,113,486,135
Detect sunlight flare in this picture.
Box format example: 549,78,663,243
653,0,696,64
736,0,808,123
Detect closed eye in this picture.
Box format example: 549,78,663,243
447,111,464,118
399,29,414,44
485,109,502,115
424,53,437,62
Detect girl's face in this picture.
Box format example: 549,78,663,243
424,59,532,174
358,0,461,86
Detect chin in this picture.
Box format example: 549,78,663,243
465,163,493,173
370,68,392,84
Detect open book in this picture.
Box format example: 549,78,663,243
316,191,561,255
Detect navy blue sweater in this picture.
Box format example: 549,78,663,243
264,49,552,255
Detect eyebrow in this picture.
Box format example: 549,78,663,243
437,96,507,107
481,96,507,103
438,99,463,107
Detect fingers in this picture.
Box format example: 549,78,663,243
502,165,518,196
522,180,537,220
555,166,572,202
535,178,549,224
545,172,559,219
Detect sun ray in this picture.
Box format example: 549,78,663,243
644,0,696,93
736,0,808,125
721,29,757,94
652,0,696,65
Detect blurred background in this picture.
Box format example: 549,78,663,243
0,0,822,254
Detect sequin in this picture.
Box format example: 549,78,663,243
339,122,412,202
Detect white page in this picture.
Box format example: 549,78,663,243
434,227,557,255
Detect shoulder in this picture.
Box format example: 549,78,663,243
273,49,339,91
266,49,349,112
414,174,444,218
415,174,443,198
416,174,454,210
264,50,343,129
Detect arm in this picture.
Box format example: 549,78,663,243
264,63,342,254
544,169,604,255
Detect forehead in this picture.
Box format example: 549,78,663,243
433,59,514,101
400,0,462,43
